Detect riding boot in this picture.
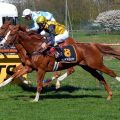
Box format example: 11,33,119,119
54,45,64,60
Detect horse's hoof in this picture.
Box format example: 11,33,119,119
56,81,60,89
30,99,39,103
107,96,112,101
56,86,60,89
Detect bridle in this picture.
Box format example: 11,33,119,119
0,27,8,41
0,30,11,46
0,25,18,48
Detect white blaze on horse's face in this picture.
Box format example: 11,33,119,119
0,30,11,45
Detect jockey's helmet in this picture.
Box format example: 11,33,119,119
22,9,32,17
36,16,47,24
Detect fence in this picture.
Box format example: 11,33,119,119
0,49,27,84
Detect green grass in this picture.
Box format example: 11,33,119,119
73,32,120,43
0,34,120,120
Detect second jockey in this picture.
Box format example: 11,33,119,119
36,16,69,59
22,9,56,34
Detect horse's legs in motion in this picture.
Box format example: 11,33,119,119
42,71,61,87
80,65,112,100
13,66,32,79
93,64,120,81
13,64,24,73
13,64,32,85
56,67,75,89
33,69,45,102
53,71,61,79
0,66,32,88
43,67,75,89
86,51,120,82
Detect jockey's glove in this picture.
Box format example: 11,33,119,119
26,28,30,32
48,39,55,46
54,42,58,46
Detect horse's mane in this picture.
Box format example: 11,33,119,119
18,30,46,44
18,31,32,40
18,25,45,41
19,25,27,32
30,33,45,40
2,22,45,42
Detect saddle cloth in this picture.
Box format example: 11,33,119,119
59,45,77,63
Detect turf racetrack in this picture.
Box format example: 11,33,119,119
0,34,120,120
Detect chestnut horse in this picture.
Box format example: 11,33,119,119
0,22,33,86
0,21,75,88
0,25,120,102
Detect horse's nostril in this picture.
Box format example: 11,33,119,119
0,44,3,46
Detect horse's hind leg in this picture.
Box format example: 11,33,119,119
95,64,120,82
80,65,112,100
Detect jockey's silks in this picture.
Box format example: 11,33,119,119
44,21,66,35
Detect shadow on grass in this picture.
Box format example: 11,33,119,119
34,94,102,99
10,85,103,101
11,94,102,101
20,84,102,93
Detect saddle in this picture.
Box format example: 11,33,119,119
33,41,77,63
49,45,77,63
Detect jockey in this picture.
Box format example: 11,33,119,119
36,16,69,59
22,9,55,34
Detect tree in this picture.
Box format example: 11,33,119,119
94,10,120,31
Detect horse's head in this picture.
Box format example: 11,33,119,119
0,21,13,48
0,24,35,47
0,25,20,47
0,23,47,54
0,21,12,38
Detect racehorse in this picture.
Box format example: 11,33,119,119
0,21,33,86
0,25,120,102
0,21,75,88
0,21,34,80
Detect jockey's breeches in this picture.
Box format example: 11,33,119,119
55,30,69,44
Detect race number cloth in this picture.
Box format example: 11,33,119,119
61,45,77,63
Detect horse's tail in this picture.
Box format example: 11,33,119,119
101,43,120,46
95,43,120,60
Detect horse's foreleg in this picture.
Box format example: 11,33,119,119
56,67,75,89
13,66,32,79
55,72,67,89
33,69,45,102
13,66,32,85
43,67,75,88
42,71,61,87
80,65,112,100
53,71,61,79
13,64,24,73
0,66,32,88
67,67,75,75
